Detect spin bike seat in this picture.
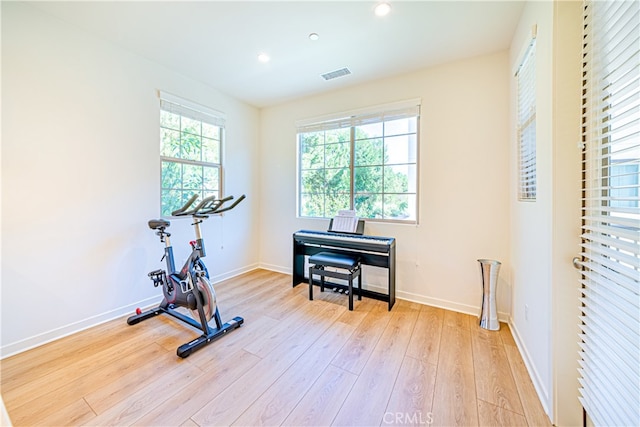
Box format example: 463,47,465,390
148,219,170,230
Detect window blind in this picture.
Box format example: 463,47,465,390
516,37,537,201
295,99,421,133
158,90,226,127
579,1,640,426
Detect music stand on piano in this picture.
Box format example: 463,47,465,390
328,218,365,235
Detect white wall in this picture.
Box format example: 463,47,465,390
509,0,554,413
509,1,582,424
1,2,260,356
259,51,512,317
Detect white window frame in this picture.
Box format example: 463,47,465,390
158,91,226,217
515,32,537,201
296,100,420,223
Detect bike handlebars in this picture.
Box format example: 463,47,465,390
171,194,246,218
171,194,199,216
209,194,245,215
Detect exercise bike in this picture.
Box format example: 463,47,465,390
127,193,246,358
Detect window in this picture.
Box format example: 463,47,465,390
579,1,640,425
158,92,225,217
297,101,420,222
516,35,537,201
610,162,639,209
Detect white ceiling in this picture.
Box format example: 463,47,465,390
30,1,525,108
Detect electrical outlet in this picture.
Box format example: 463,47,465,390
525,304,529,321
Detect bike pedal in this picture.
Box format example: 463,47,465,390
148,270,166,287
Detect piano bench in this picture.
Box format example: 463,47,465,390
308,252,362,311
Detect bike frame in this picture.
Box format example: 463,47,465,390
163,218,208,283
162,218,222,330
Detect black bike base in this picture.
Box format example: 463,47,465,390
127,306,244,358
176,316,244,358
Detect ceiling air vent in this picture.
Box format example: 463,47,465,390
321,68,351,81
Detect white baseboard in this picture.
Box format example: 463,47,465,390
0,264,261,359
397,288,510,322
211,263,260,283
0,295,159,359
508,318,551,417
259,264,510,322
1,263,512,361
258,262,291,275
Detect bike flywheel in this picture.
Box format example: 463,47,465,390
190,276,216,322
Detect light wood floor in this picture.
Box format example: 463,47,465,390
1,269,551,426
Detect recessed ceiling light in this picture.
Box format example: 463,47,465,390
374,2,391,16
309,33,319,41
257,53,270,63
